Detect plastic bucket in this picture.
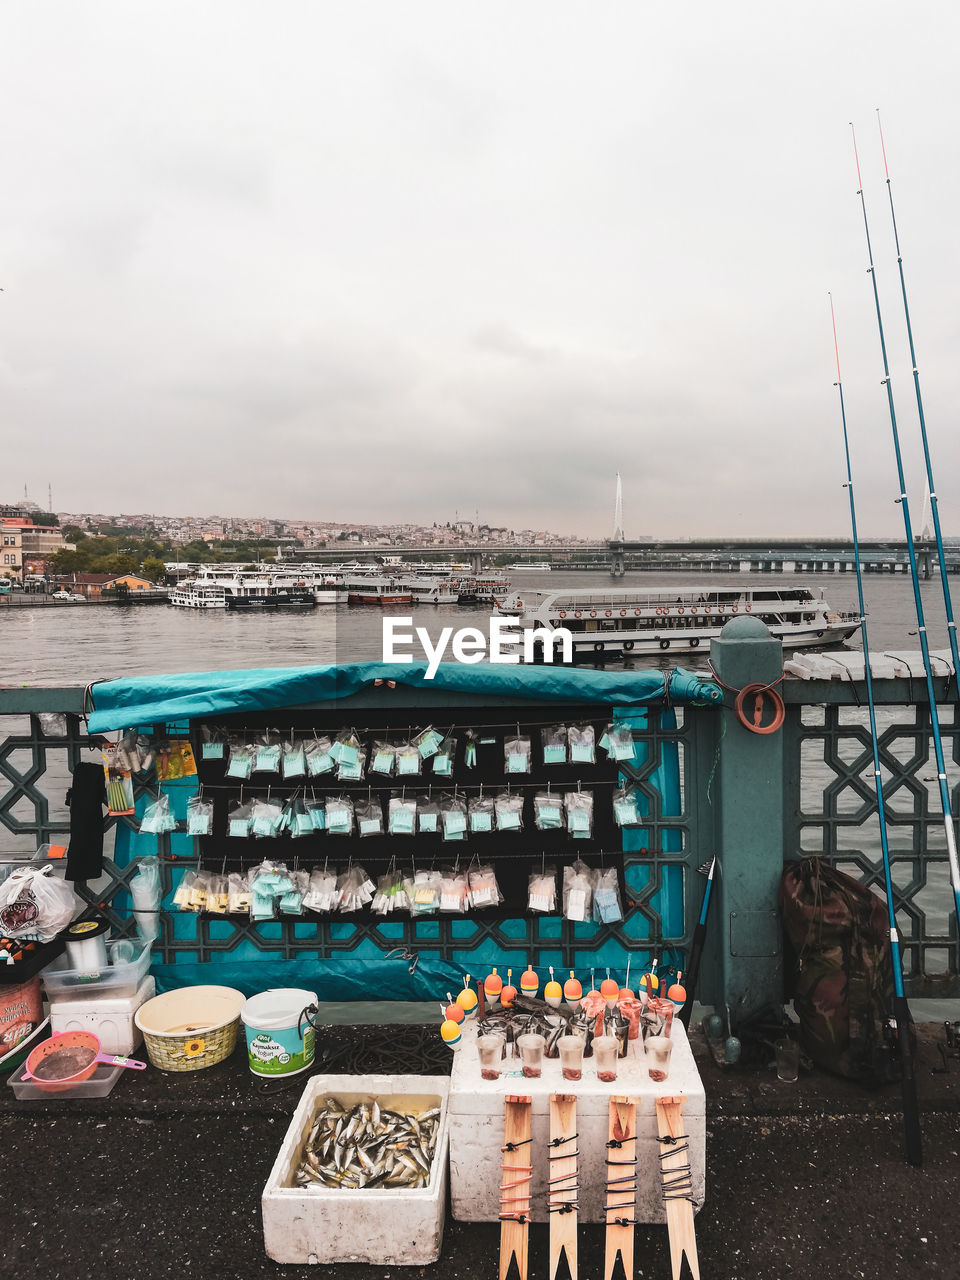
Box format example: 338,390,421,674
240,988,318,1078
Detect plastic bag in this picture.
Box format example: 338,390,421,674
568,723,596,765
504,734,532,774
140,793,177,835
102,746,135,815
404,868,442,915
562,859,596,922
432,736,457,777
0,865,77,941
593,865,623,923
249,860,295,920
599,722,635,762
439,865,470,913
613,785,640,827
534,790,565,831
355,797,384,838
468,862,502,909
395,743,422,777
372,865,408,915
441,792,468,841
253,735,282,774
205,872,229,915
279,868,309,915
227,798,254,839
541,725,568,765
528,867,557,914
251,797,284,838
304,795,326,832
418,795,441,834
325,796,355,836
388,793,417,836
564,790,594,840
200,726,226,761
129,856,161,942
413,725,444,759
186,794,214,837
370,742,396,776
227,870,252,914
337,864,374,913
332,728,362,769
494,791,524,832
226,739,254,780
282,739,307,779
468,793,495,834
305,736,336,776
303,865,340,913
155,740,197,783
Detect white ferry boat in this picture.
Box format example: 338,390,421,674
169,582,227,609
178,569,316,609
509,585,860,659
343,574,458,605
508,561,551,571
455,573,512,605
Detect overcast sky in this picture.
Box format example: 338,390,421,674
2,2,959,539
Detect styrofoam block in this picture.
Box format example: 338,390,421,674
448,1024,704,1223
48,976,155,1056
261,1073,450,1265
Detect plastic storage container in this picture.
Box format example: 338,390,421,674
7,1059,124,1100
49,977,155,1055
42,940,151,1002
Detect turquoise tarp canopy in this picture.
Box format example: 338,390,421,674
87,661,721,731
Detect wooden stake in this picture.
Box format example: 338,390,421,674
603,1097,637,1280
548,1093,578,1280
655,1096,701,1280
499,1095,533,1280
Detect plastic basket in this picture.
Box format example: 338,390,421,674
134,986,246,1073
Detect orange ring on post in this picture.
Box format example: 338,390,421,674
734,683,785,735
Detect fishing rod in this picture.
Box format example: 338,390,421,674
876,110,960,682
851,122,960,940
830,293,921,1167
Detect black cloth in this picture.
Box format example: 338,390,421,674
65,760,106,881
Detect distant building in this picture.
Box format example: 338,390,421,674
67,573,156,598
1,524,22,581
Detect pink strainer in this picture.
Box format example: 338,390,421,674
22,1031,146,1092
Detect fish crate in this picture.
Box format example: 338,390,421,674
448,1023,705,1223
261,1073,450,1265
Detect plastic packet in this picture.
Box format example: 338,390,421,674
404,867,442,915
140,793,177,835
251,797,284,838
388,793,417,836
102,745,136,815
337,748,366,783
468,862,502,909
325,795,355,836
304,795,326,832
417,795,441,834
305,736,336,776
337,864,374,913
441,792,468,841
282,795,309,837
370,742,396,776
534,790,565,831
227,870,252,914
356,796,384,838
468,793,495,834
541,725,568,765
185,794,214,837
613,785,640,827
568,723,596,765
413,725,444,759
373,865,408,915
226,739,254,780
395,743,422,777
172,868,201,911
282,739,307,779
129,856,161,942
439,865,470,913
504,734,531,775
303,865,340,913
200,726,226,761
227,798,253,838
562,859,596,922
253,734,282,774
593,865,623,923
249,859,295,920
279,868,310,915
155,739,197,783
331,728,362,769
599,722,635,762
432,736,457,776
564,790,594,840
205,872,229,915
528,867,557,913
494,790,524,832
464,729,479,770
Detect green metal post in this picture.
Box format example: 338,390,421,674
709,616,785,1016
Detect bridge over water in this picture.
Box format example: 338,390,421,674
284,537,952,578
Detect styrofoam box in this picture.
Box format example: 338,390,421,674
262,1073,450,1266
449,1023,704,1223
49,976,155,1056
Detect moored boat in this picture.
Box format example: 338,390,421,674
169,583,228,609
509,584,860,660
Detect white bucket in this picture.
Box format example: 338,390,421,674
240,988,318,1078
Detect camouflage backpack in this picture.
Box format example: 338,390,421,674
779,857,905,1087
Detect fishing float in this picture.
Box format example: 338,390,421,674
544,966,563,1009
501,968,517,1007
829,287,921,1166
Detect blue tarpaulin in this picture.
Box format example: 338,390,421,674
88,661,721,731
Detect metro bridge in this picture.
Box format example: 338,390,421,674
283,537,951,578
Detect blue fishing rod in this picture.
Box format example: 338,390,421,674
830,294,921,1167
851,123,960,938
876,111,960,682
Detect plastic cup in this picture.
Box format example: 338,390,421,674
646,1035,673,1082
477,1034,505,1081
775,1037,800,1083
557,1035,585,1082
593,1035,619,1082
517,1033,545,1079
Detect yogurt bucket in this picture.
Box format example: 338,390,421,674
240,988,318,1078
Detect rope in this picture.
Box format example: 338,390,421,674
707,662,786,735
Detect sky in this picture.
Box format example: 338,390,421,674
2,2,960,539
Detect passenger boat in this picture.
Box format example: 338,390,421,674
508,561,551,571
175,569,316,610
345,575,414,605
455,573,512,605
168,583,227,609
509,585,861,659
